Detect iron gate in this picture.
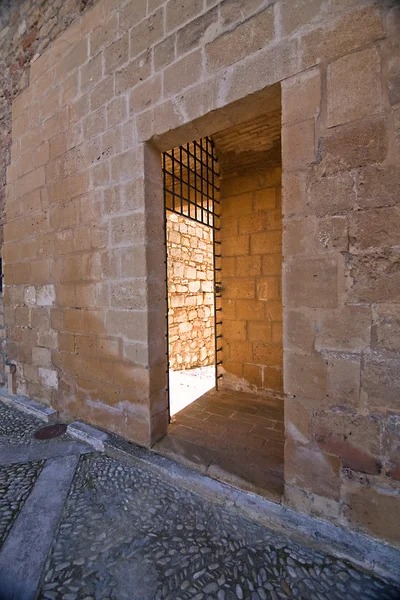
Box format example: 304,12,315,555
162,137,222,416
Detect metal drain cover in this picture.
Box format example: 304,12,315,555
34,423,67,440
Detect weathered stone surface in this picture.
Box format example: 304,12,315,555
356,166,400,210
345,250,400,304
327,47,383,128
326,354,361,407
317,118,388,175
284,352,328,401
313,410,382,475
206,7,274,73
315,306,371,353
362,354,400,410
283,257,338,309
372,304,400,353
349,207,400,253
285,442,341,500
342,474,400,544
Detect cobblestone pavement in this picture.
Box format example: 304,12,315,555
0,400,42,444
0,400,399,600
0,461,43,545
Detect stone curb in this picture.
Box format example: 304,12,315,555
103,433,400,585
67,421,109,451
0,388,58,423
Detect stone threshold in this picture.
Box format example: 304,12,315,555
1,389,399,585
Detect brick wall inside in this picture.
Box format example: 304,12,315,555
220,167,283,394
167,212,214,371
4,0,400,544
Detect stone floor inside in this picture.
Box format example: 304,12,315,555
155,387,285,503
1,398,399,600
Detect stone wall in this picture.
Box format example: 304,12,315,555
220,167,283,394
0,0,97,248
4,0,400,544
167,212,214,371
0,0,98,385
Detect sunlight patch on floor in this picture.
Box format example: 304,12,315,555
169,366,215,417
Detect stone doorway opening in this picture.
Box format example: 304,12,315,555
154,85,284,503
163,138,221,417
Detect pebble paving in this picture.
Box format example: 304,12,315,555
0,401,41,444
0,460,43,547
39,454,400,600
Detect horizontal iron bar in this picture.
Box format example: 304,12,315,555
165,189,217,215
165,208,214,228
165,144,218,167
163,166,220,193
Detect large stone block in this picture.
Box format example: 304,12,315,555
283,216,348,257
301,6,385,69
284,351,327,401
356,166,400,210
130,9,164,59
282,119,315,170
363,354,400,411
129,76,162,114
383,413,400,481
119,0,147,31
90,13,118,57
55,38,88,80
163,50,203,97
283,257,338,309
177,7,219,55
349,207,400,253
166,0,203,32
282,171,307,219
327,46,383,128
315,306,371,353
372,304,400,353
306,170,355,217
327,355,361,407
285,442,341,501
252,343,282,368
313,410,381,475
284,309,315,353
116,51,152,95
105,33,129,75
342,474,400,544
205,7,274,73
318,118,388,175
282,68,321,125
345,250,400,304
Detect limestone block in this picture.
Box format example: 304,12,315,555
327,47,383,128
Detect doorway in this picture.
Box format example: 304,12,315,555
155,88,284,502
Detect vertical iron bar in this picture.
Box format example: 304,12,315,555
171,148,175,212
180,145,183,215
211,139,220,391
200,140,204,225
187,142,191,218
163,152,171,419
